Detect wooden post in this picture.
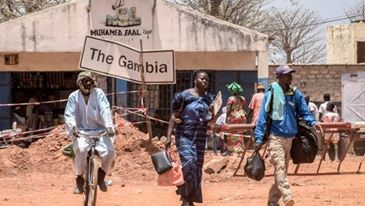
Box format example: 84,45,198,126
139,39,153,141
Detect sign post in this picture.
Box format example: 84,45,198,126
79,35,175,141
79,36,175,84
139,39,153,141
85,1,174,141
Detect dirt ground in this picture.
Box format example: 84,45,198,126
0,120,365,206
0,158,365,206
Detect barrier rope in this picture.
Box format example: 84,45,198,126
0,90,143,107
113,106,169,124
0,111,151,143
0,87,167,145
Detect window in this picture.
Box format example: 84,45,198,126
357,41,365,63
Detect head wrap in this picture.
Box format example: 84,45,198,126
257,83,265,90
226,82,243,95
76,71,97,95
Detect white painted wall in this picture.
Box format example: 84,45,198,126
0,0,89,52
152,0,268,52
0,0,268,73
327,22,365,64
327,24,355,64
0,0,267,53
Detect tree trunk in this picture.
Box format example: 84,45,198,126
210,0,223,17
286,51,293,63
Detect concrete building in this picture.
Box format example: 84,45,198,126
268,64,365,103
0,0,268,130
327,21,365,64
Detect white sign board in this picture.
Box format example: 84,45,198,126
79,36,175,84
213,91,222,116
89,0,154,49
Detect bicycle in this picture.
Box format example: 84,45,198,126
77,128,108,206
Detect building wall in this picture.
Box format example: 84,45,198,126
0,73,11,130
269,64,365,103
354,22,365,42
0,52,80,72
354,23,365,63
0,0,268,83
327,22,365,64
0,0,88,52
327,24,356,64
175,51,255,70
154,0,268,52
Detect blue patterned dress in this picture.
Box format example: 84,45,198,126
172,90,214,203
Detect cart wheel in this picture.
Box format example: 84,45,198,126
338,137,349,160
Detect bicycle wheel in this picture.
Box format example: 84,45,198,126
88,158,98,206
83,156,91,206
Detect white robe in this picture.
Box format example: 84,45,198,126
64,88,115,175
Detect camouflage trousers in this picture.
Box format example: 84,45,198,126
267,134,293,205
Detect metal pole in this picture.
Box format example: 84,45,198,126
139,39,153,141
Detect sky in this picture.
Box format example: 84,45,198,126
268,0,359,62
273,0,357,20
270,0,359,34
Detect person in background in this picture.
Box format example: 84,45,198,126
254,65,322,206
37,94,53,129
225,82,247,154
248,83,265,124
214,106,228,155
319,93,337,121
24,96,40,147
12,106,25,125
64,71,115,194
321,102,341,161
25,96,39,132
305,95,319,121
165,70,215,206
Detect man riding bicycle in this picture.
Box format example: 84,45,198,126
64,71,115,194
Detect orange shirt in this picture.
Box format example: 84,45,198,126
249,92,264,124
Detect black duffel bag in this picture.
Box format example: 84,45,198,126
290,120,318,164
244,150,265,181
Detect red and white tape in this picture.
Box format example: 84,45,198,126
0,90,142,107
113,106,169,124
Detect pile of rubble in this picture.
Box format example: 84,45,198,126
0,115,239,181
0,116,166,180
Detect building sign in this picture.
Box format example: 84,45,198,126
90,0,154,48
79,36,175,84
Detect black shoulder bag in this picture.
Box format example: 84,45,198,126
290,92,319,164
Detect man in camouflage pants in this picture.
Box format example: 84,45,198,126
254,65,322,206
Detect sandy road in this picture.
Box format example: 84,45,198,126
0,170,364,206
